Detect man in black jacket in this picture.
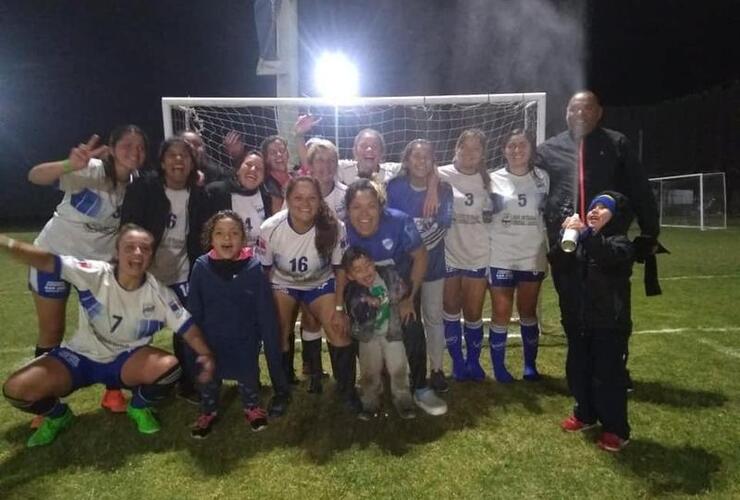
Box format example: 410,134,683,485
536,91,659,396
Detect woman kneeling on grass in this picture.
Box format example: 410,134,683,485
188,211,290,438
0,225,214,448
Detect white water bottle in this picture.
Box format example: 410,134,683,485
561,213,580,253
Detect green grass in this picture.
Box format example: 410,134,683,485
1,225,739,499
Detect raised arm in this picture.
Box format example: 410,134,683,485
28,134,108,186
293,115,321,168
0,235,56,273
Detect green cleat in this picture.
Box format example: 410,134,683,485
27,407,74,448
126,404,160,434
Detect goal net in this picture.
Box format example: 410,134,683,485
161,94,546,172
650,172,727,230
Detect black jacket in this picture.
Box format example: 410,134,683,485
535,127,659,244
206,179,276,218
548,191,635,331
120,171,210,270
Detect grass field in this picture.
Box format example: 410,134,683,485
1,225,739,499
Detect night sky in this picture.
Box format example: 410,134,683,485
1,0,738,220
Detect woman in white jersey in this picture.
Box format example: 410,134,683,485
0,225,214,448
207,151,283,248
28,126,147,414
297,139,346,387
120,136,211,402
257,177,358,411
488,129,549,382
438,129,493,382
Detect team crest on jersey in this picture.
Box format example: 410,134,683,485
382,238,394,250
143,303,155,318
168,300,182,317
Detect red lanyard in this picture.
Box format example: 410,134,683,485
578,139,586,221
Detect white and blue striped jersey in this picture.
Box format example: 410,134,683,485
437,164,493,270
34,159,127,260
257,210,347,290
231,191,267,247
337,159,402,185
148,187,190,285
323,181,348,221
489,167,550,272
57,255,193,363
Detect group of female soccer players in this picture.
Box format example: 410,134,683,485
0,120,550,446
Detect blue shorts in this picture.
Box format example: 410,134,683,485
444,265,488,280
274,278,335,305
47,346,143,392
488,267,545,288
28,267,71,299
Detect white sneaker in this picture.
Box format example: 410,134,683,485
413,388,448,416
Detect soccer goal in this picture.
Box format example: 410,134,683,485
161,93,546,170
649,172,727,230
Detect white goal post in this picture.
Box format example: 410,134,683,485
649,172,727,230
161,93,546,171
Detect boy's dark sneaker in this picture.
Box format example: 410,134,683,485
429,370,449,393
191,412,217,439
597,432,630,452
245,406,268,432
560,415,597,432
268,392,290,417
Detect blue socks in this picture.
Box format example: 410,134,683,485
464,321,485,381
520,319,541,381
489,325,515,383
443,313,467,380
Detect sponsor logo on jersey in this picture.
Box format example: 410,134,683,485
77,260,92,269
501,214,512,227
382,238,394,250
143,303,155,318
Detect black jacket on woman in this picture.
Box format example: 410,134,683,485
120,171,210,270
206,178,277,217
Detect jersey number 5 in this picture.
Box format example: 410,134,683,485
518,194,527,207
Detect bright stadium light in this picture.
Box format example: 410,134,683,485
314,51,359,100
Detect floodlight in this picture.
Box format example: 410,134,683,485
314,52,359,100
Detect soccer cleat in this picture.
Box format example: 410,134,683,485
191,412,217,439
466,358,486,381
27,407,74,448
29,414,44,429
127,405,161,434
413,388,448,416
357,409,377,421
176,388,201,405
397,405,417,420
429,369,449,393
101,388,128,413
560,415,597,433
268,392,290,418
597,432,630,452
489,331,515,383
307,374,323,394
245,406,268,432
